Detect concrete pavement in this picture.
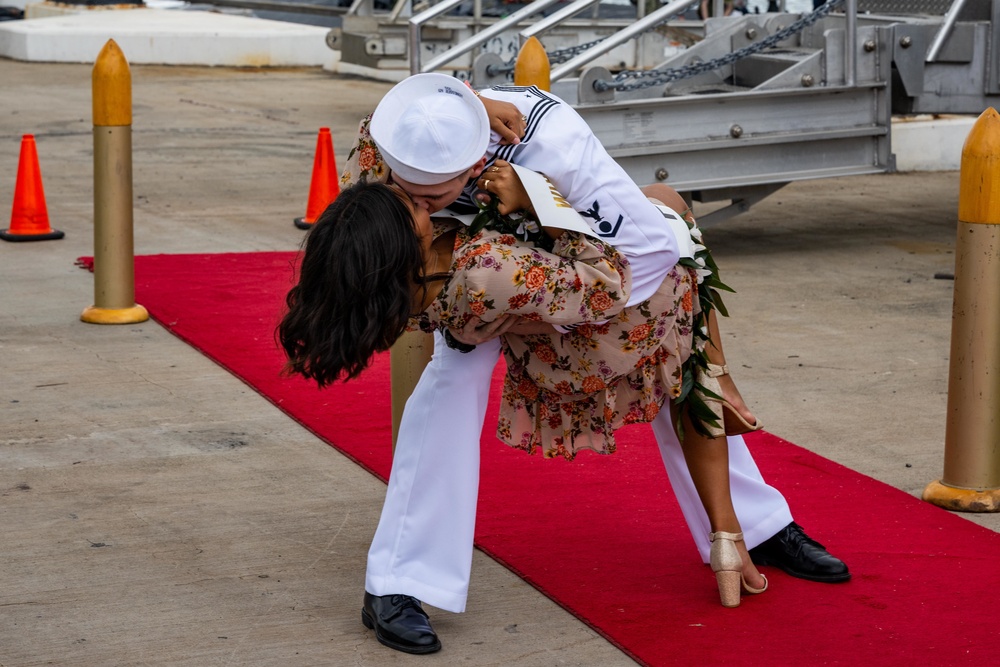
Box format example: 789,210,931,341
1,57,995,665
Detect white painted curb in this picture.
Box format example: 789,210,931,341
0,7,339,68
892,115,976,173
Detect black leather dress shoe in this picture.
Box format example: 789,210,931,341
749,522,851,583
361,592,442,654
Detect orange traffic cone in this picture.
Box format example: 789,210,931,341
294,127,340,230
2,134,64,242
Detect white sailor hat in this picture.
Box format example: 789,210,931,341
369,73,489,185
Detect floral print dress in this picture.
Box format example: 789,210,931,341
413,220,698,460
342,113,700,460
340,114,386,186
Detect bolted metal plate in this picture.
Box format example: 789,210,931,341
574,84,891,192
578,66,615,104
326,29,341,51
472,53,507,89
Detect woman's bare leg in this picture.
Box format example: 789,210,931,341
676,404,766,590
640,183,691,219
641,182,757,426
704,309,756,426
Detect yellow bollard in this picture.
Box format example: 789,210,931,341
389,330,434,451
81,39,148,325
514,36,551,91
923,107,1000,512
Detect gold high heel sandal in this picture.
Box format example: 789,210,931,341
700,363,762,436
709,531,768,608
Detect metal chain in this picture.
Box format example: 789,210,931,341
487,35,606,76
598,0,845,92
547,36,609,65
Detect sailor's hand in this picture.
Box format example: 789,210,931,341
448,315,519,345
505,320,558,336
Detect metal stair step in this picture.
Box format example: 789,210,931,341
733,47,822,88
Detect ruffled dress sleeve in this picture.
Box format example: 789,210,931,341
420,227,630,333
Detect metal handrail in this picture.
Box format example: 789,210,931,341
388,0,411,23
408,0,470,74
926,0,969,62
845,0,856,86
550,0,693,82
413,0,565,74
519,0,602,46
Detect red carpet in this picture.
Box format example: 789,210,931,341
80,253,1000,666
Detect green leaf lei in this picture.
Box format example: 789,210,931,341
674,210,736,439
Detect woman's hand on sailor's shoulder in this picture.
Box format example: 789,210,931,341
479,95,526,146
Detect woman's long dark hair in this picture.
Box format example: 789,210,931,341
278,180,425,386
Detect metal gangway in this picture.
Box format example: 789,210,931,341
333,0,998,222
333,0,693,81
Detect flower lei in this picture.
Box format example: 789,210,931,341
468,194,555,253
674,211,736,439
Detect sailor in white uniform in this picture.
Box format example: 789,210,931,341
360,73,848,655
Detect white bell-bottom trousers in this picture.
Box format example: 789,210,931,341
365,331,793,613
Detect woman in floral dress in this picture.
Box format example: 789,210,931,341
279,176,768,607
336,114,720,459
